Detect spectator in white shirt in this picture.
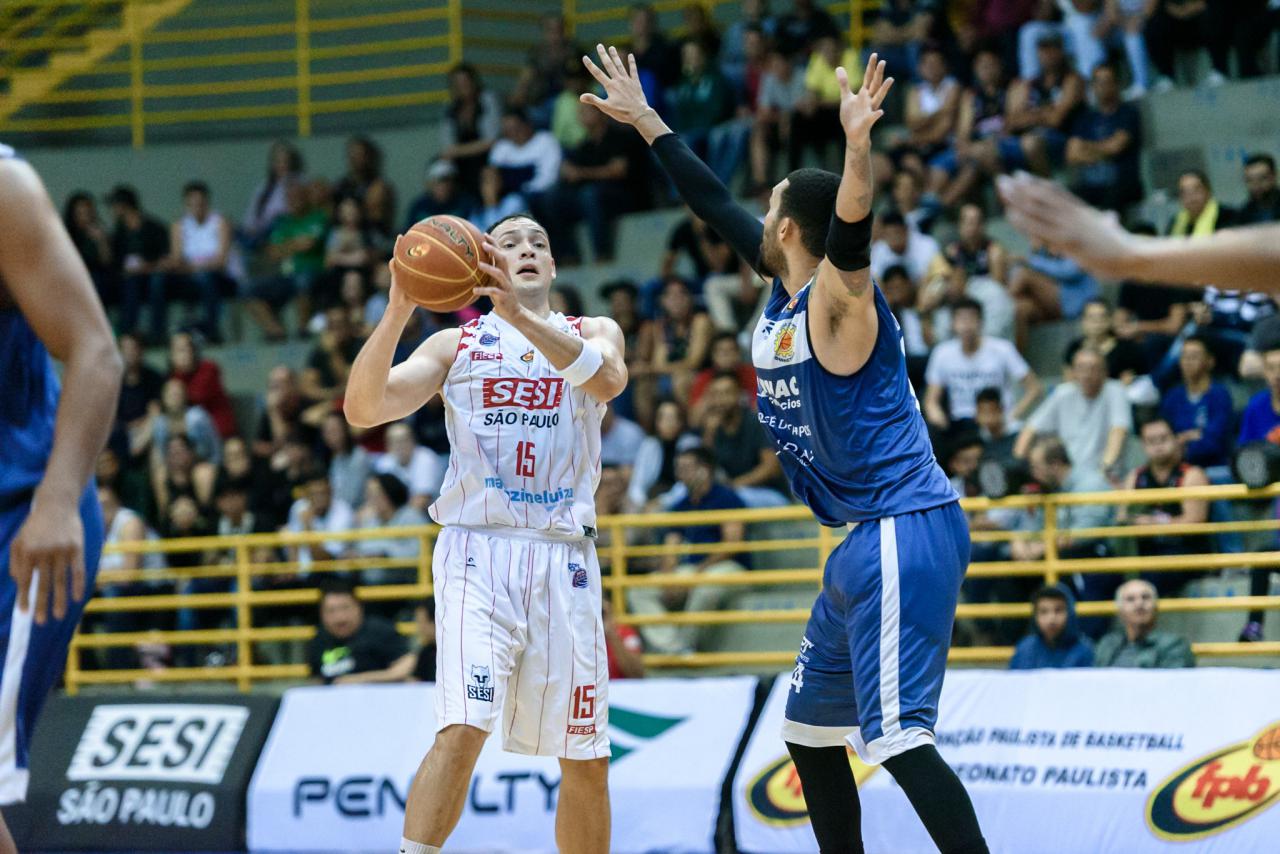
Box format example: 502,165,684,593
925,298,1042,432
1015,346,1131,475
375,422,447,511
488,108,562,218
870,211,942,286
286,472,356,568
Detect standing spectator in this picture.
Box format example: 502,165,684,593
63,191,115,308
924,298,1041,432
870,211,944,286
1004,32,1084,175
1239,345,1280,445
107,185,170,344
899,45,962,168
286,471,356,567
774,0,839,58
699,372,788,506
374,422,446,511
603,598,646,679
667,41,742,185
627,399,700,511
247,181,329,341
334,136,396,231
976,387,1019,463
307,578,409,685
749,46,808,189
404,159,476,228
548,103,632,264
164,181,236,343
928,48,1012,209
1065,63,1142,212
440,64,503,199
1159,336,1233,470
1008,584,1094,669
242,140,305,246
1167,170,1235,237
1239,153,1280,225
1094,580,1195,667
944,204,1009,285
169,331,236,438
1144,0,1229,89
1116,416,1211,596
1062,299,1148,384
321,410,371,510
635,278,714,415
1008,243,1099,352
722,0,777,88
628,447,747,655
488,108,562,219
1016,347,1131,475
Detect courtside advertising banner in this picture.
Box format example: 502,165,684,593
735,669,1280,853
9,694,278,851
248,677,755,853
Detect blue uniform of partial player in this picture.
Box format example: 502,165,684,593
753,276,968,765
0,144,103,804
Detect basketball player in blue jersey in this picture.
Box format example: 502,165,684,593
0,145,122,853
586,47,988,854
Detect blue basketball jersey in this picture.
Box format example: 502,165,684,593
751,277,956,525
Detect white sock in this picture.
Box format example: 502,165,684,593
399,838,441,854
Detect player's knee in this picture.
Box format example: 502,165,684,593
558,756,610,789
432,724,489,759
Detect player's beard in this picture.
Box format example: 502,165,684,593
761,223,787,278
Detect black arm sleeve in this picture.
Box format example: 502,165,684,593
650,133,768,276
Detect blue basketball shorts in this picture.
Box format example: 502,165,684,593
0,485,101,804
782,501,969,765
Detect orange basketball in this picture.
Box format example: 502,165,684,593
1252,724,1280,761
392,215,488,312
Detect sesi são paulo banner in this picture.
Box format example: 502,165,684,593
734,669,1280,853
247,677,755,853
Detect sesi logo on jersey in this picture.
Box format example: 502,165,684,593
481,377,565,410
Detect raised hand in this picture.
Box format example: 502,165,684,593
580,43,655,126
838,53,894,147
475,239,523,323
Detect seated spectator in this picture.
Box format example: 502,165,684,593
301,307,363,411
1156,287,1278,388
870,212,944,286
628,447,747,655
440,63,503,200
699,371,788,507
626,3,680,106
1095,0,1154,97
1094,579,1195,667
321,410,371,510
668,41,743,184
889,170,938,237
880,266,931,376
163,181,236,343
247,181,328,341
241,141,305,247
600,406,647,473
1066,63,1143,212
681,2,721,58
749,45,808,189
351,473,428,579
141,379,222,466
107,185,171,344
1159,336,1233,470
63,191,115,309
1144,0,1229,89
604,598,646,679
635,278,713,416
1239,153,1280,225
975,386,1019,463
722,0,777,89
262,433,320,530
551,63,592,151
1117,416,1211,596
473,165,527,233
1239,345,1280,445
1167,170,1235,237
116,331,164,438
918,262,1016,345
407,597,438,682
334,136,396,232
897,44,961,170
404,159,476,230
151,434,217,524
1008,584,1094,669
323,195,374,309
868,0,937,80
1016,347,1131,476
628,399,701,511
1008,243,1099,351
942,430,985,498
793,35,858,170
253,365,314,461
548,103,632,265
928,48,1012,209
944,204,1008,285
660,208,738,290
1003,32,1085,174
774,0,839,58
488,108,561,220
1062,299,1148,386
307,577,410,685
924,298,1041,432
510,12,582,121
374,422,447,511
1015,0,1067,80
286,470,356,568
690,331,756,416
169,331,236,438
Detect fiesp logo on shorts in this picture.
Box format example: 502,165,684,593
1147,721,1280,841
747,749,877,826
481,377,564,410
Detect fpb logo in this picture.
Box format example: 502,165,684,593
747,749,878,826
1147,722,1280,841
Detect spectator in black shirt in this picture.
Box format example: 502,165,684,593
108,184,170,344
308,577,409,685
1239,153,1280,225
775,0,839,58
661,208,736,284
1062,299,1148,385
409,597,438,682
116,331,165,435
1066,63,1142,212
699,371,787,506
63,191,115,309
548,104,632,265
302,306,364,409
627,3,680,103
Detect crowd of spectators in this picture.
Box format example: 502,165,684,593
64,2,1280,674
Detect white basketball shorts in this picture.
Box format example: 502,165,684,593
431,525,610,760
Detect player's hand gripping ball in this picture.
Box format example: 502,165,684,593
392,215,489,312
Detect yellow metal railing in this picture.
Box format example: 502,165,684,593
68,483,1280,692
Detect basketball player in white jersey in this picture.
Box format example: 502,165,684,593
344,214,627,854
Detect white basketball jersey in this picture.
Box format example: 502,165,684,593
429,311,605,537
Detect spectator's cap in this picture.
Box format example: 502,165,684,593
426,159,458,182
1036,31,1064,48
375,471,410,510
601,279,639,301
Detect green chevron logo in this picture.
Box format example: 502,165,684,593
608,706,686,762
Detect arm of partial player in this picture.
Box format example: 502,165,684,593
509,312,628,404
0,157,123,621
344,292,460,428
